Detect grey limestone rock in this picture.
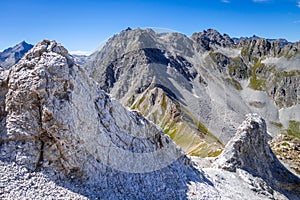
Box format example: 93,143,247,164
191,29,235,51
0,40,217,199
215,113,300,199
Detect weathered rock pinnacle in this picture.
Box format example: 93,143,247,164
215,113,300,198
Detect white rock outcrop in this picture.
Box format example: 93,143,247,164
0,40,217,199
214,113,300,199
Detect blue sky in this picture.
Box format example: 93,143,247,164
1,0,300,54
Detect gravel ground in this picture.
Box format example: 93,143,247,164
0,160,91,200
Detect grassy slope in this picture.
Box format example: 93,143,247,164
129,87,223,157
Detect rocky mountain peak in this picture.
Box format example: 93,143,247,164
9,41,32,51
0,41,33,69
239,35,299,60
90,28,194,61
23,39,70,60
191,29,235,50
109,28,158,50
1,40,77,170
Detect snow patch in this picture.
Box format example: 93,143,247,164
279,105,300,128
262,56,300,71
215,47,241,58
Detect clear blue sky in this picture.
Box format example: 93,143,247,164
1,0,300,54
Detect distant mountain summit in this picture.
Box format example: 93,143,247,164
0,41,33,69
0,41,89,68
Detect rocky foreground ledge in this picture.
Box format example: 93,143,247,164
0,40,299,199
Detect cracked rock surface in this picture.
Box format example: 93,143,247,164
214,113,300,199
0,40,217,199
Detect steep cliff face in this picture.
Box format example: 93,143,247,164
239,37,299,60
236,38,300,108
0,67,8,136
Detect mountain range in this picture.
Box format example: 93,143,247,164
0,28,299,199
84,28,299,169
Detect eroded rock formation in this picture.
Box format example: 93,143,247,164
215,113,300,199
0,40,216,199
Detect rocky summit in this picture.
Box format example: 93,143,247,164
0,39,300,199
0,41,33,69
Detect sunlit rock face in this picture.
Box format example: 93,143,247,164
215,114,300,200
0,40,217,199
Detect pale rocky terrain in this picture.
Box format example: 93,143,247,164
85,28,300,173
0,40,300,199
270,134,300,175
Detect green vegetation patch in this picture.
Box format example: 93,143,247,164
131,95,146,109
281,70,300,77
126,96,134,107
228,65,239,76
225,77,243,90
160,93,167,110
281,142,290,147
241,43,251,58
249,60,266,90
287,120,300,139
249,78,266,90
129,90,224,158
181,107,223,145
208,51,220,62
270,121,283,129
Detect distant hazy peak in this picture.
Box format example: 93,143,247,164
0,41,33,69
